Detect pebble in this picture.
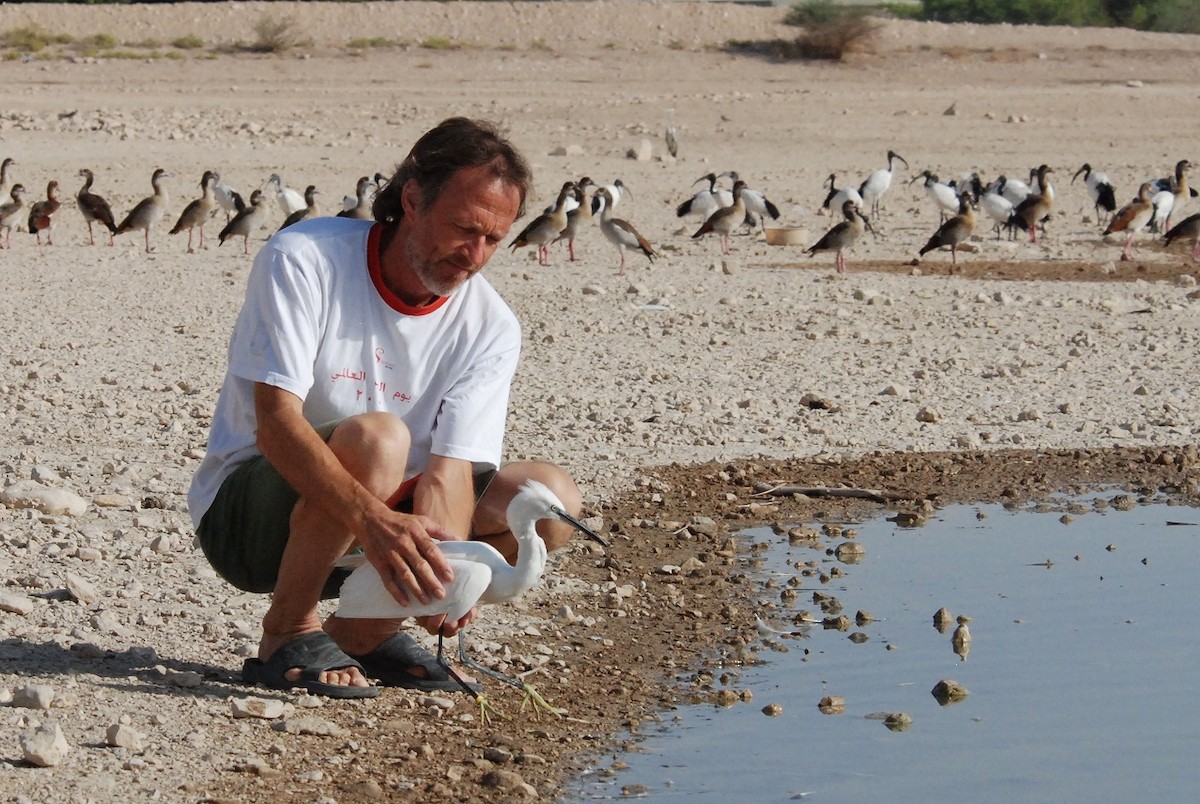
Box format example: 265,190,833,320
21,722,71,767
273,716,347,736
0,590,36,615
12,684,55,710
0,480,88,516
231,697,287,719
66,572,100,605
931,679,970,704
818,695,845,714
106,723,146,751
761,702,783,716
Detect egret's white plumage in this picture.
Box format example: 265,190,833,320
336,480,602,624
335,480,604,715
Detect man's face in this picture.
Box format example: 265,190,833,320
402,164,522,298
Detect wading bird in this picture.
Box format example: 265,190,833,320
859,149,908,217
1009,164,1054,243
1072,163,1117,225
335,480,606,719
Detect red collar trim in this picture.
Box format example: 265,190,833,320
367,224,450,316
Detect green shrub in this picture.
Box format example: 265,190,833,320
917,0,1199,30
1,25,71,53
250,13,300,53
783,2,881,61
171,35,205,50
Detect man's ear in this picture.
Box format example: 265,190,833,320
401,180,422,216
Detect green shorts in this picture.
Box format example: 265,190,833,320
196,425,497,597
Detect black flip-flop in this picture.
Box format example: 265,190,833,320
348,632,481,694
242,632,380,699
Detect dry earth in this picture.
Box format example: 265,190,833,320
1,3,1199,802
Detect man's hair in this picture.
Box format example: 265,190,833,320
372,117,532,223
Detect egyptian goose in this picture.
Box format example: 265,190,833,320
1104,182,1156,261
336,177,373,220
0,157,16,203
692,180,746,255
594,186,655,275
807,199,870,274
0,184,27,249
722,171,780,229
1162,213,1200,262
77,168,118,246
116,168,170,253
919,192,976,268
508,181,573,266
1009,164,1053,243
219,189,269,254
280,185,319,230
27,180,62,246
168,170,218,252
551,179,595,262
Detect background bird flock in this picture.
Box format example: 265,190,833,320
0,149,1195,272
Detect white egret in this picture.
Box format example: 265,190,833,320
335,480,606,719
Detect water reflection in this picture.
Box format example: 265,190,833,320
568,497,1200,802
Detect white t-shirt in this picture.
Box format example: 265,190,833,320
188,217,520,529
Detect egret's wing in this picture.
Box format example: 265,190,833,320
436,540,507,564
335,559,491,622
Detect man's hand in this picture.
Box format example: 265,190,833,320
416,608,477,637
360,511,456,607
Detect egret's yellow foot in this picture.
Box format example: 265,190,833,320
519,684,566,718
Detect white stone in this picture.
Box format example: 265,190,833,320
106,723,145,751
0,590,36,615
12,684,55,710
231,697,287,719
0,480,88,516
21,722,70,767
66,572,100,605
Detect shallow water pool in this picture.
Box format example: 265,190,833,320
569,497,1200,802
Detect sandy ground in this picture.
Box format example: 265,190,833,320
1,2,1199,801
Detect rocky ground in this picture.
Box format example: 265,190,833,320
1,3,1198,802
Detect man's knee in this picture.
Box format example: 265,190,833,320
326,413,411,495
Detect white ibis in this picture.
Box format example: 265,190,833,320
1072,163,1117,225
859,149,908,217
